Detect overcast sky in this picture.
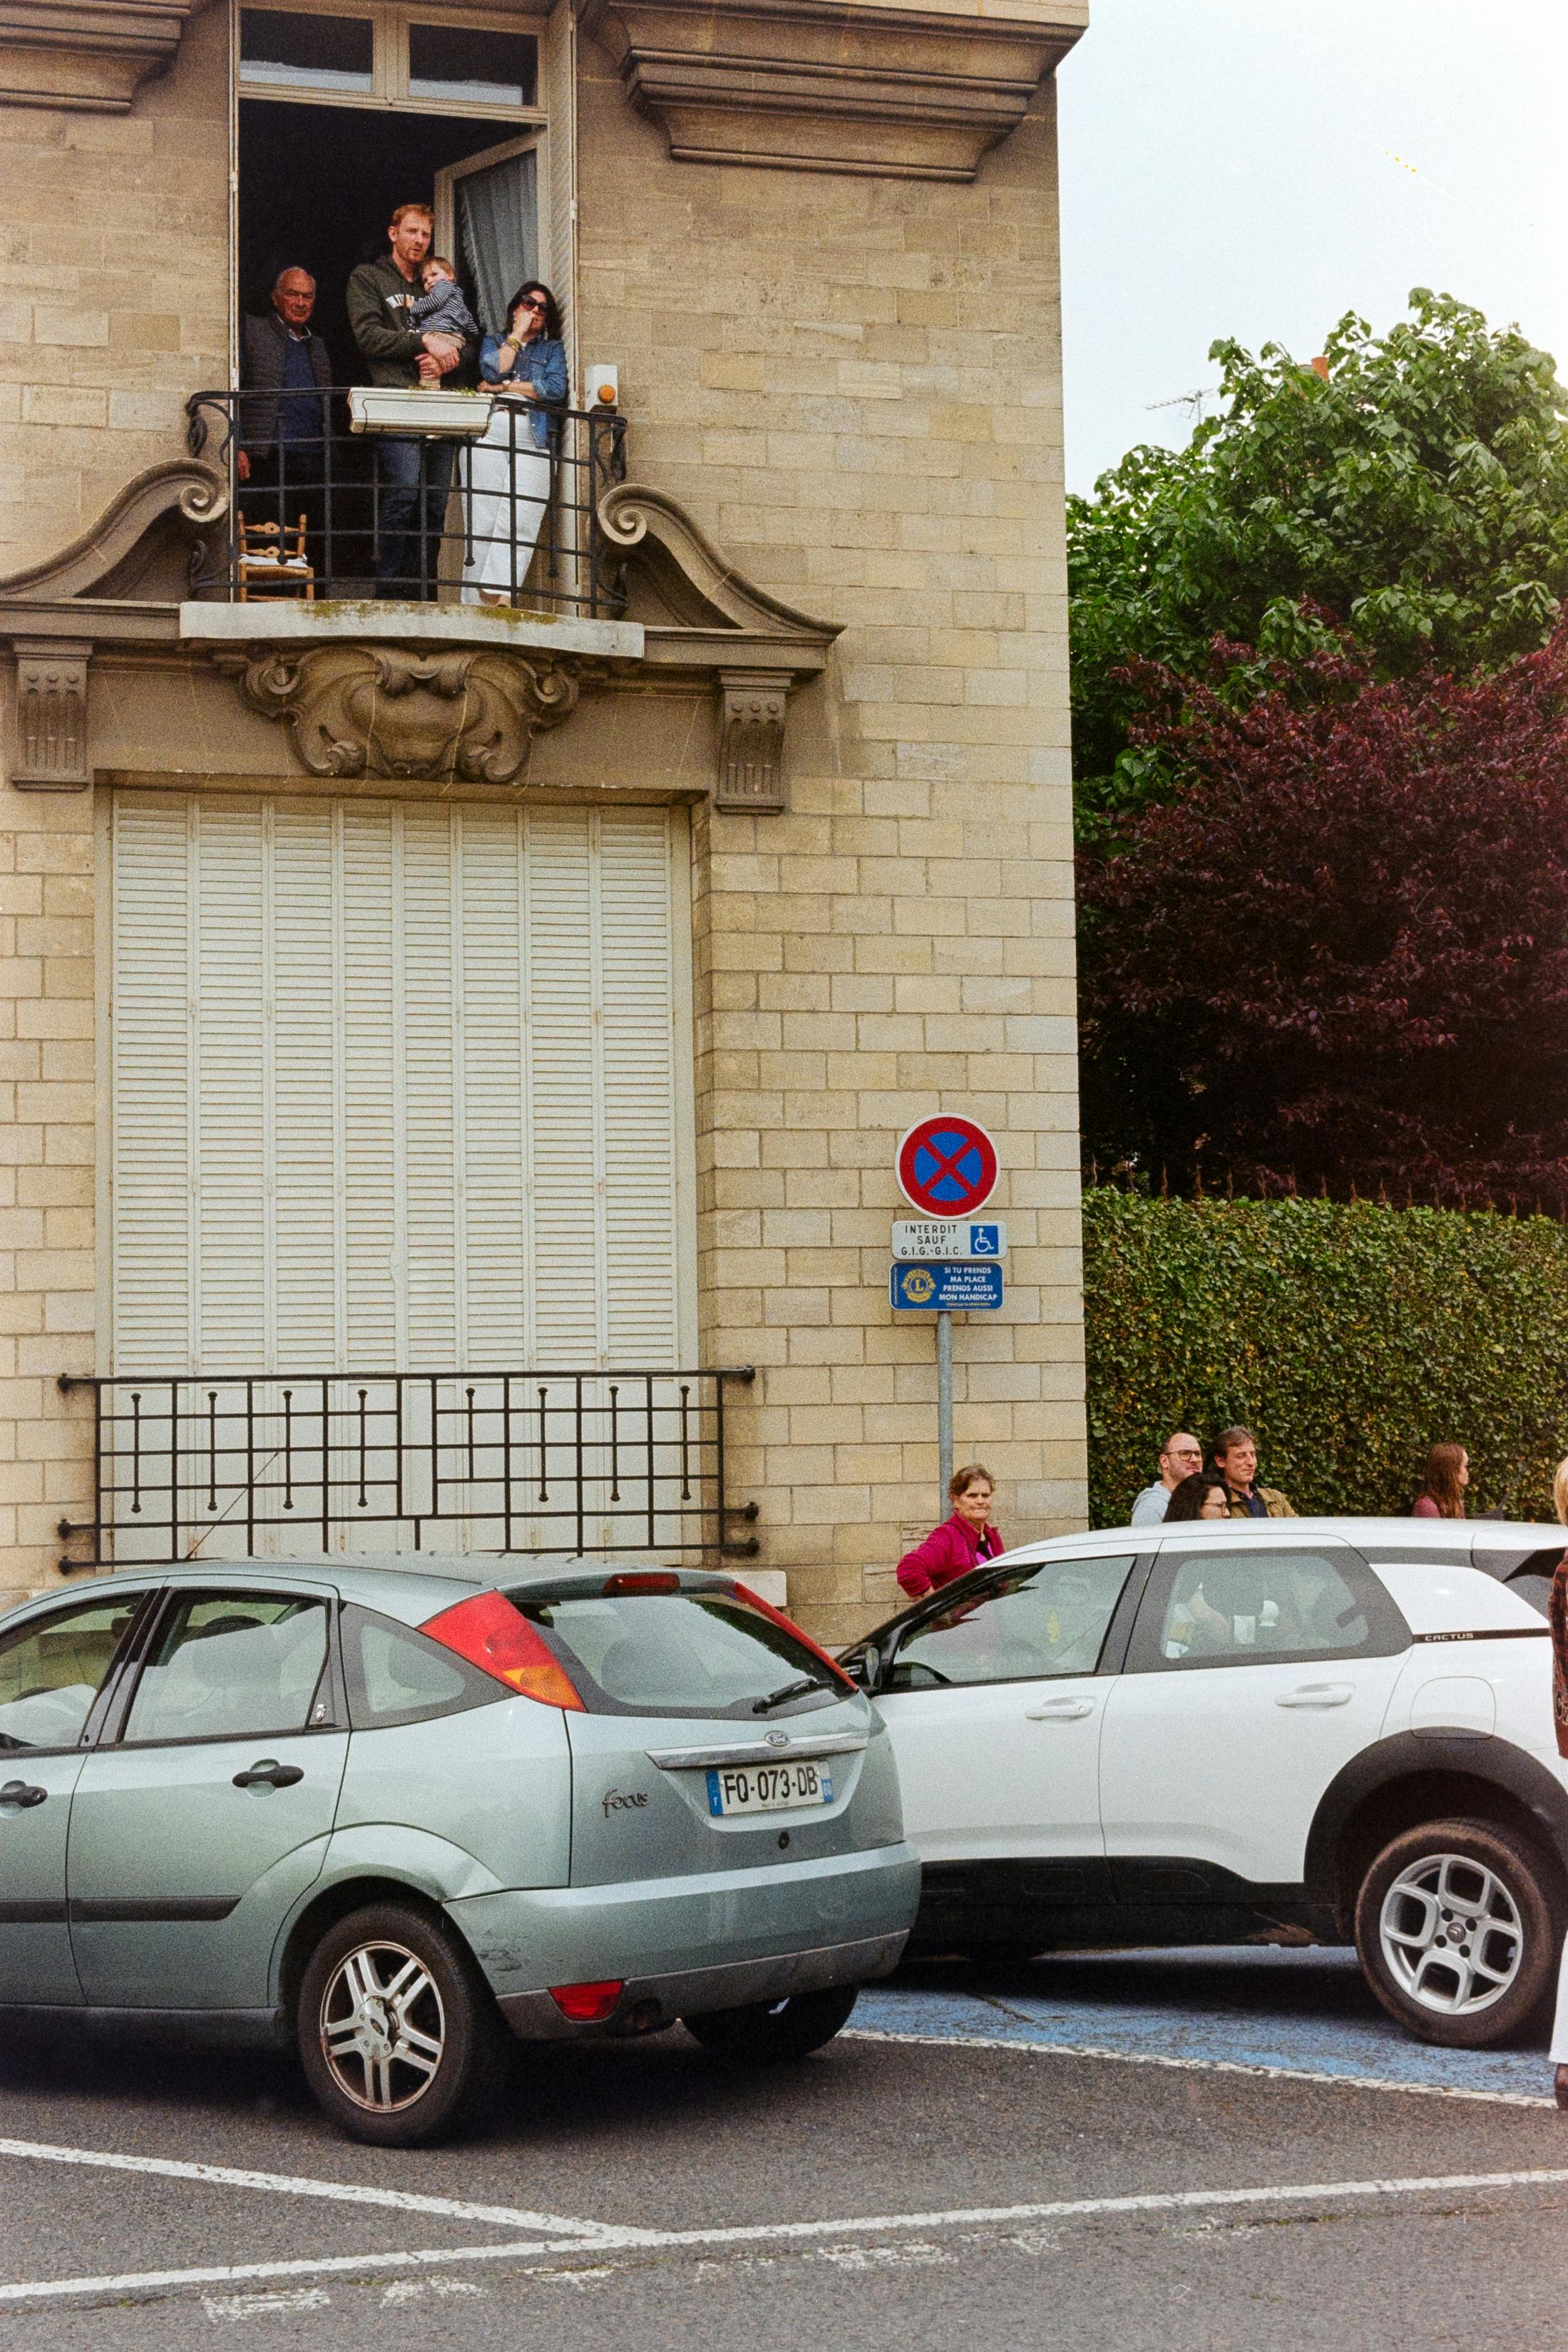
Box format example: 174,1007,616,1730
1057,0,1567,494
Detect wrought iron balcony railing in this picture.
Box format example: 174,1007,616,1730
184,386,629,615
57,1368,759,1571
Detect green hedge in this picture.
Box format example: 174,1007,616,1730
1082,1190,1568,1527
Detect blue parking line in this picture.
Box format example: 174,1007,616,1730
856,1947,1555,2102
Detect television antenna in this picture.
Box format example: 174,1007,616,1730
1147,386,1219,426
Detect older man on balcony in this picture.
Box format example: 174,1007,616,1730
237,267,332,563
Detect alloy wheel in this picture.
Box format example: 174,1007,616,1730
319,1938,447,2112
1378,1851,1523,2015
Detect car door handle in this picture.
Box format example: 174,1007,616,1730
1274,1684,1355,1709
232,1760,304,1789
0,1780,46,1809
1025,1698,1095,1721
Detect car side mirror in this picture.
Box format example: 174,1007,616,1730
839,1642,882,1694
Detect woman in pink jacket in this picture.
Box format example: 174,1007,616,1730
896,1463,1005,1599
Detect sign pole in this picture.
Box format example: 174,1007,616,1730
936,1307,953,1515
891,1113,1001,1527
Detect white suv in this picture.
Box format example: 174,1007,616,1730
846,1518,1565,2047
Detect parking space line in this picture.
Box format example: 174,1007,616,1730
0,2137,623,2241
9,2164,1568,2304
640,2167,1568,2246
0,2242,570,2306
844,2027,1558,2109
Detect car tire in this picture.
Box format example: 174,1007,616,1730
296,1901,511,2147
682,1984,859,2062
1353,1818,1559,2048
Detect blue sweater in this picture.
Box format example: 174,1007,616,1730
478,333,568,450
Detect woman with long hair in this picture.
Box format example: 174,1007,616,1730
1163,1472,1231,1523
463,279,568,605
1412,1443,1470,1519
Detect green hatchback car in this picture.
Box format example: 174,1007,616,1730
0,1558,918,2143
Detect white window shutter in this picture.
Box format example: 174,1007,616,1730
111,795,683,1382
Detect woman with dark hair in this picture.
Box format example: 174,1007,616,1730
1412,1443,1470,1519
1163,1472,1231,1523
463,279,568,605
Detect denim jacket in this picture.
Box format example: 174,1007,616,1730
478,334,567,451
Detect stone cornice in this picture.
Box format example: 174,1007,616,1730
0,462,843,812
580,0,1085,181
0,0,215,111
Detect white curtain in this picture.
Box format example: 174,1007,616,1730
458,148,538,337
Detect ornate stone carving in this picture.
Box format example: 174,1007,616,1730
0,0,217,113
227,643,585,784
581,0,1085,183
11,637,91,789
716,671,789,813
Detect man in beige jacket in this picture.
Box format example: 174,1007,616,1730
1214,1425,1296,1518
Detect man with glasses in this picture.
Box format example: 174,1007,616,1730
1129,1431,1204,1525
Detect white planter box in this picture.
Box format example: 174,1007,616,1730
348,388,496,438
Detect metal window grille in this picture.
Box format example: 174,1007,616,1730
57,1369,759,1570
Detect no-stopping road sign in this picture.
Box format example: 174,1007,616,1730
896,1114,998,1218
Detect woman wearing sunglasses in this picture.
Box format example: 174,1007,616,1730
462,280,568,605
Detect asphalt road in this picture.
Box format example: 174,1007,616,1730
3,1947,1567,2349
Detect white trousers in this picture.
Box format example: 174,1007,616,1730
1551,1928,1568,2062
461,415,551,602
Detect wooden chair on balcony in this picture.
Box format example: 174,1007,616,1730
235,511,315,601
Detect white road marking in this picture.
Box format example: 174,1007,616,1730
202,2288,332,2322
381,2279,488,2305
0,2135,622,2241
844,2027,1557,2110
632,2168,1568,2248
8,2165,1568,2305
0,2243,567,2306
813,2241,954,2270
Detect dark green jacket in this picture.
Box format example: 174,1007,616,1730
346,253,473,388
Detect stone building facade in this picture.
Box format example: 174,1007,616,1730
0,0,1088,1635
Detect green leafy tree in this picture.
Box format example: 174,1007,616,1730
1070,290,1568,831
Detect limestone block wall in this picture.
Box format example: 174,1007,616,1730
0,4,229,573
0,769,96,1608
578,40,1087,1640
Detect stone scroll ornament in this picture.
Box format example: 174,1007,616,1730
229,643,585,784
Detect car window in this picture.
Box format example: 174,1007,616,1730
123,1592,331,1744
886,1555,1137,1691
511,1583,845,1720
340,1603,494,1729
0,1594,143,1752
1132,1547,1408,1672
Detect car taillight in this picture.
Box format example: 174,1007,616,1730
419,1591,585,1711
550,1980,623,2022
603,1571,680,1595
727,1582,857,1690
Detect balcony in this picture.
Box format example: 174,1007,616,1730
0,386,839,809
183,384,630,617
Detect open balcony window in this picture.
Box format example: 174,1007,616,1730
240,7,374,93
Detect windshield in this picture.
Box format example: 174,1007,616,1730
507,1583,847,1720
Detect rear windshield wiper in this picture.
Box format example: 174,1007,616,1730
752,1675,823,1714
